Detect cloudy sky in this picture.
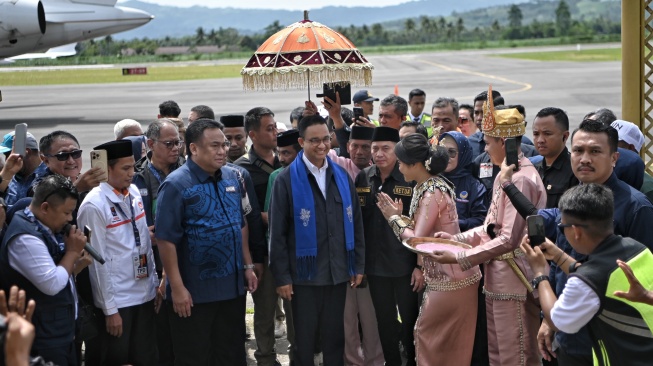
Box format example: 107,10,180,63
121,0,413,10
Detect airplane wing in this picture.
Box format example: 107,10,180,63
69,0,118,6
4,43,77,62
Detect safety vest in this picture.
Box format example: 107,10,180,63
571,235,653,366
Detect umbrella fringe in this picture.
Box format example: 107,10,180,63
241,64,373,91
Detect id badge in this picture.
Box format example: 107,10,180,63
133,254,148,280
479,163,493,179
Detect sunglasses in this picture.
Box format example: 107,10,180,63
44,149,83,161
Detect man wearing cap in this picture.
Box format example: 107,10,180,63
353,90,380,126
0,131,48,206
77,140,158,365
355,126,421,366
610,119,653,203
132,118,185,365
430,93,547,366
221,115,249,163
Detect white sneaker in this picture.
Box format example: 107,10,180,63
274,319,286,338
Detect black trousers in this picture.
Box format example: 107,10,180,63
156,299,174,366
167,295,247,366
471,267,489,366
367,274,419,366
100,300,158,366
557,347,592,366
292,283,347,366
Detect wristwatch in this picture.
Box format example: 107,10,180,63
243,264,255,270
531,275,549,289
415,265,424,271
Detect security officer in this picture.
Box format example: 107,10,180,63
354,126,421,366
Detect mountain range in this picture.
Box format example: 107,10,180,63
115,0,620,40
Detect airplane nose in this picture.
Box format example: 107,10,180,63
116,6,154,25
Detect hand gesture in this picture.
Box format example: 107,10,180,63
245,269,258,293
276,284,293,301
537,321,556,361
411,267,425,292
613,259,653,305
106,313,123,337
376,192,402,220
433,232,453,240
0,286,35,322
303,100,318,117
1,153,23,179
428,250,457,264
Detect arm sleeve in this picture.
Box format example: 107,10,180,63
502,182,538,219
626,205,653,250
77,203,119,315
8,235,70,296
550,276,600,334
461,175,534,267
241,172,266,263
335,128,351,158
155,181,185,245
268,175,293,287
398,190,459,239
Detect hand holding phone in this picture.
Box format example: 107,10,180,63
13,124,27,158
526,215,546,247
90,150,109,183
505,138,520,171
316,81,351,106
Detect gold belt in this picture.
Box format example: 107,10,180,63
425,272,482,292
493,248,533,293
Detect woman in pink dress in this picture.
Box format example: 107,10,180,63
377,134,480,365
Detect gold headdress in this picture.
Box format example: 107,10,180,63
482,85,525,138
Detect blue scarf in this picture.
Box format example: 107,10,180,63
290,150,356,281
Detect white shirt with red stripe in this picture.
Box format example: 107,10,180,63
78,183,157,316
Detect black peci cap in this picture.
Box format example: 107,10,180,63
94,140,133,160
350,126,374,140
371,126,400,143
277,129,300,147
220,115,245,128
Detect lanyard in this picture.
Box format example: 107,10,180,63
148,163,164,185
113,195,141,247
25,208,65,261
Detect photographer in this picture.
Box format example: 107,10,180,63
0,175,87,366
521,184,653,365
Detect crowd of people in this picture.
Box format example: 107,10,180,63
0,86,652,366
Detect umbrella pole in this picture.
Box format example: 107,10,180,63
307,71,311,102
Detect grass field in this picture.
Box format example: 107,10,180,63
497,47,622,62
0,64,243,86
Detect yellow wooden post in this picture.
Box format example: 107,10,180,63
621,0,643,125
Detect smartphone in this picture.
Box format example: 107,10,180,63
90,150,109,182
13,123,27,157
353,107,365,123
505,137,520,171
317,81,351,106
526,215,546,247
84,225,91,241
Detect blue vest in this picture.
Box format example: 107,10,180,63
0,211,76,349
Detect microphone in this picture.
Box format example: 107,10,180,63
83,225,105,265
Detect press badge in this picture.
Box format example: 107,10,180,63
479,163,493,179
133,254,148,280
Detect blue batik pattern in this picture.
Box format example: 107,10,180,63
182,178,243,280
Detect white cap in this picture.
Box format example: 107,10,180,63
611,120,644,153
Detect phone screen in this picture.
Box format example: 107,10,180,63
505,138,520,171
13,123,27,157
527,215,545,247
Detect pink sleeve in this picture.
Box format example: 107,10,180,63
459,175,537,268
399,190,457,240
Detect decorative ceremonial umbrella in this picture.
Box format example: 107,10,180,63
241,11,374,98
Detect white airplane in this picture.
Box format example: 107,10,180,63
0,0,153,61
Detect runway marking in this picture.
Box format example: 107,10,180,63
417,59,532,99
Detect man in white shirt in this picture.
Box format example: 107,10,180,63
78,139,158,365
0,174,87,366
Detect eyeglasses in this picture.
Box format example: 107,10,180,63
155,140,182,149
447,148,458,158
44,149,82,161
460,117,470,122
307,136,332,146
558,222,589,230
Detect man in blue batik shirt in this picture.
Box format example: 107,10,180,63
155,119,258,366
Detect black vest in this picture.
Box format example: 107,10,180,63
0,211,76,349
571,235,653,366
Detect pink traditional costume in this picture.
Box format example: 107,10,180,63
453,91,546,366
388,171,480,364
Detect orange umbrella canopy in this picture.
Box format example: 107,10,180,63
241,12,374,91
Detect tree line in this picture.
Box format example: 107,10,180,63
77,0,620,58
